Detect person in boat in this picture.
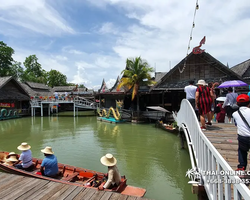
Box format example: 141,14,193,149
6,152,19,160
4,152,18,166
98,153,121,190
14,142,33,170
40,146,59,177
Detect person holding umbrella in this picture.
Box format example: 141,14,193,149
222,87,238,123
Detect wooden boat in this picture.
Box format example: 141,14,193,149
0,152,146,197
155,121,178,134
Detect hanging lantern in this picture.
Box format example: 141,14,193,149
196,4,199,9
193,23,195,28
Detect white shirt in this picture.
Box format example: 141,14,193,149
184,85,197,99
232,107,250,137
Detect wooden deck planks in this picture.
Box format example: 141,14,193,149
0,171,149,200
204,123,241,171
89,190,105,200
63,185,84,200
3,178,43,199
40,184,72,200
16,179,49,200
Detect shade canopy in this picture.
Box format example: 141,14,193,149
217,80,248,88
146,106,170,113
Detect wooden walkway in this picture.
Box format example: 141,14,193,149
204,123,246,171
0,172,150,200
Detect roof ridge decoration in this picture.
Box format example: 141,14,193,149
99,79,109,93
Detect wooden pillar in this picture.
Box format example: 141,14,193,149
31,107,33,117
48,105,50,116
162,91,165,107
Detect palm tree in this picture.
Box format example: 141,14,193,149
117,57,155,111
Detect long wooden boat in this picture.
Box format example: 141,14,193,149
155,121,178,134
0,152,146,197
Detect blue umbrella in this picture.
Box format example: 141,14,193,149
217,80,248,88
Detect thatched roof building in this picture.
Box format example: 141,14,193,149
0,76,30,109
230,59,250,84
21,81,52,97
151,52,242,91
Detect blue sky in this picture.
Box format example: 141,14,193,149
1,0,250,90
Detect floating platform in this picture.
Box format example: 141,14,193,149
97,117,125,123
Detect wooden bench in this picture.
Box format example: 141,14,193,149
63,172,79,182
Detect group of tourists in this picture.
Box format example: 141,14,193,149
184,79,241,130
185,80,250,172
4,142,59,177
184,79,217,130
4,143,121,190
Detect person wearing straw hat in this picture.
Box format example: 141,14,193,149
4,153,19,166
6,152,18,160
195,79,213,130
98,153,121,190
14,142,33,170
40,146,58,177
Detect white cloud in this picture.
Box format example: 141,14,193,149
3,0,250,90
106,79,116,88
99,22,118,35
0,0,75,36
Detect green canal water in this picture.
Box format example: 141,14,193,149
0,112,196,200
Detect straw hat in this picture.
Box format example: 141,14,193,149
6,155,18,162
196,80,207,86
100,153,117,167
17,142,31,151
3,160,13,166
6,152,18,159
41,146,54,155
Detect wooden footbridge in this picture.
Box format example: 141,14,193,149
30,96,97,117
0,172,150,200
174,99,250,200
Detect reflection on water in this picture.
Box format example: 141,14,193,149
0,113,196,200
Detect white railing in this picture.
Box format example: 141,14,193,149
30,96,96,109
74,96,96,109
174,99,250,200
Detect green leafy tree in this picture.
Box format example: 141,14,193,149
78,84,85,88
117,57,155,111
10,61,24,80
0,41,15,76
47,69,67,87
23,55,46,83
